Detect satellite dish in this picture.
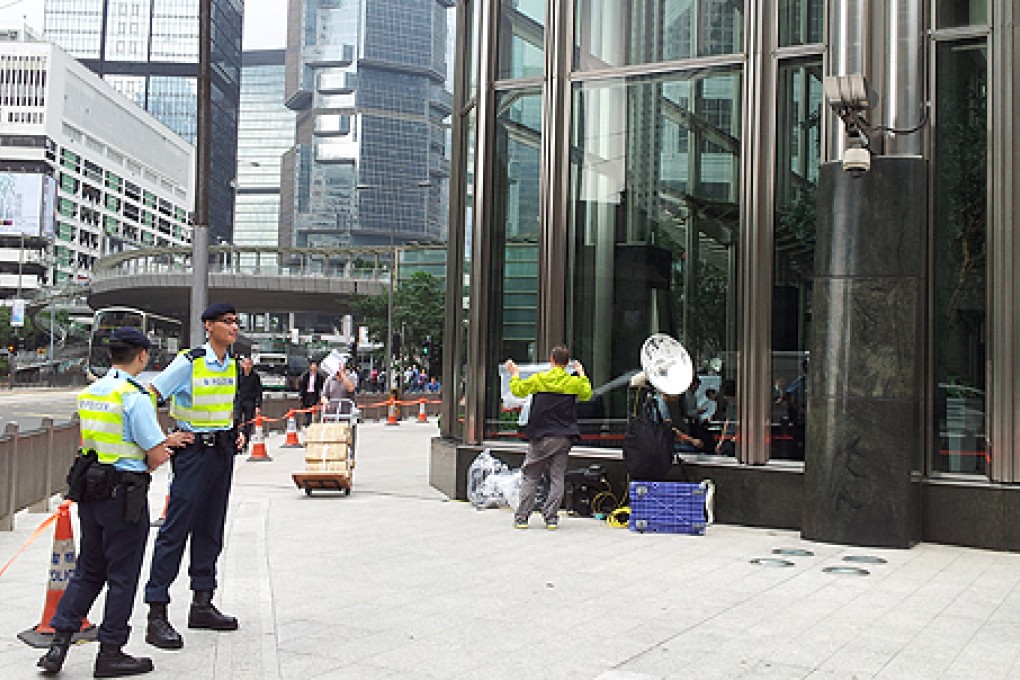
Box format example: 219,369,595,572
640,333,694,396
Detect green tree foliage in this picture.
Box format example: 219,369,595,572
351,271,445,360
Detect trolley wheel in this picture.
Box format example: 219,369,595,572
304,487,313,496
344,487,351,496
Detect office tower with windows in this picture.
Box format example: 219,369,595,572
44,0,242,243
0,28,193,289
281,0,454,249
234,49,293,249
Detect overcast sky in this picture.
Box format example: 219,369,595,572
0,0,287,50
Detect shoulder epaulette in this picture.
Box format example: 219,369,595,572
185,347,206,361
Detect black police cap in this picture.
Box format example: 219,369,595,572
110,327,151,350
201,302,237,322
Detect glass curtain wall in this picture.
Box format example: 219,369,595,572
931,35,988,475
770,19,823,462
483,89,542,437
563,0,744,448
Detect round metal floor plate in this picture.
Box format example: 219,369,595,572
772,548,815,557
823,566,870,576
750,557,795,567
843,555,887,565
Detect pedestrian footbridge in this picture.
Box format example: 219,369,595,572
87,245,394,317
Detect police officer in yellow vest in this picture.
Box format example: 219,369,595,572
38,327,194,677
143,303,245,649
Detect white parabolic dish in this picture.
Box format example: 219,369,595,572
640,333,694,396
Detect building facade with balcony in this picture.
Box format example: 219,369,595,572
43,0,241,243
280,0,454,249
0,29,193,290
438,0,1020,550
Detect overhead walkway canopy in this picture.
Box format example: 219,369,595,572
87,245,394,318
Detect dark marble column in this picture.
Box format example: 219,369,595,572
802,157,926,548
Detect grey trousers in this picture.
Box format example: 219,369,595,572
515,436,572,523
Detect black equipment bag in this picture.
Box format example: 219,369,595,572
622,389,675,482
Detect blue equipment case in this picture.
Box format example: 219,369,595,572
629,481,708,535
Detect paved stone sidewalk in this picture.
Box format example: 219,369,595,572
2,420,1020,679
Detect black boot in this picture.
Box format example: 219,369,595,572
187,590,238,630
37,630,73,673
93,643,153,678
144,603,183,649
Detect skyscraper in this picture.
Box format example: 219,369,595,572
281,0,453,249
234,49,293,249
44,0,242,243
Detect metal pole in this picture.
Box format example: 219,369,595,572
386,241,394,393
190,0,212,347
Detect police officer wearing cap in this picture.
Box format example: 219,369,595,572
38,328,194,677
143,303,245,649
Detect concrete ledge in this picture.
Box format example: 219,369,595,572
429,439,805,530
922,480,1020,551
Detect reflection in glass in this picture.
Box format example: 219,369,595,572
498,0,545,80
574,0,744,70
483,91,542,435
778,0,824,47
566,70,741,447
770,59,822,462
936,0,988,28
932,39,987,475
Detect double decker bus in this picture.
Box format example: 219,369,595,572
86,306,184,383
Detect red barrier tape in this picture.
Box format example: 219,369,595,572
0,506,62,579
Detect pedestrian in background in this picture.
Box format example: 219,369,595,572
234,356,262,452
297,361,325,427
322,362,356,415
143,303,243,651
39,328,193,677
505,345,592,530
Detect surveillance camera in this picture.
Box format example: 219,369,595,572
842,147,871,175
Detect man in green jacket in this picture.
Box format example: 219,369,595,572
505,345,592,529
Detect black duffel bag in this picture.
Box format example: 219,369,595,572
622,390,675,482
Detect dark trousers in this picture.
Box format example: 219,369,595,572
235,400,257,447
51,492,150,645
515,436,572,523
144,441,234,603
300,396,318,426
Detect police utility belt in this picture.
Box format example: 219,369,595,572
190,429,236,449
66,451,151,522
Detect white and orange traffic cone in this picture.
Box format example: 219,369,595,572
386,395,399,426
247,414,272,461
17,500,96,648
417,398,428,423
281,410,302,448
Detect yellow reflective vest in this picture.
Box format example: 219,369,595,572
78,379,155,465
169,350,237,429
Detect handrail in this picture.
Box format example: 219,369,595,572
92,243,447,275
0,418,81,531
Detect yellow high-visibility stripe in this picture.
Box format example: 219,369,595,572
77,381,146,464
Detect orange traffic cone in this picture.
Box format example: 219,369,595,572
17,500,97,648
281,410,302,448
386,395,399,426
417,398,428,423
247,414,272,461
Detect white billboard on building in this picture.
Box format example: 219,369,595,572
0,173,55,237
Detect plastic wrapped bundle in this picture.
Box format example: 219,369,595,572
467,450,521,509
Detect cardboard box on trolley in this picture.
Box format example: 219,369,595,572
305,460,351,474
305,442,349,463
304,422,351,444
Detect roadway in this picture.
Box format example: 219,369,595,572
0,388,79,432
